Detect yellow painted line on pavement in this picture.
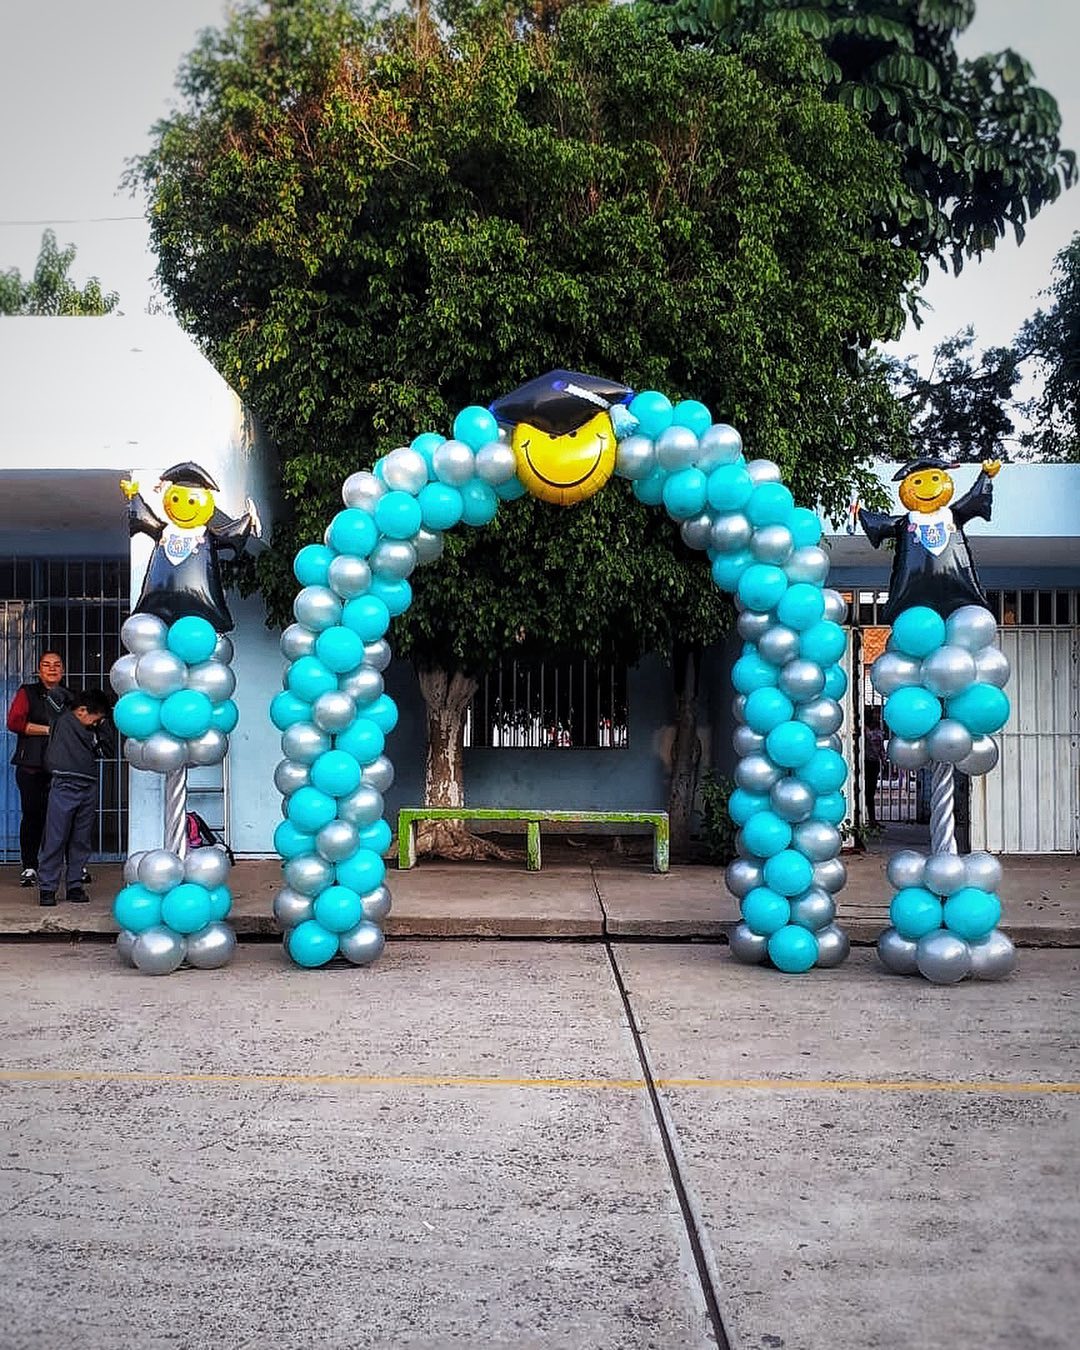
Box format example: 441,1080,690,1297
0,1068,1078,1095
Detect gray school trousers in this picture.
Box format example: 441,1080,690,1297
37,774,98,892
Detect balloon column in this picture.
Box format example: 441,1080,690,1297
861,457,1016,984
276,371,850,972
110,462,260,975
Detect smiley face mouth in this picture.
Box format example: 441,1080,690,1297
913,492,944,503
521,434,609,490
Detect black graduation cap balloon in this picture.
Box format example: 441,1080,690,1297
157,461,221,491
489,370,634,437
891,455,958,482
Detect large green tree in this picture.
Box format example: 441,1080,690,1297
0,229,119,315
132,0,916,852
1018,232,1080,462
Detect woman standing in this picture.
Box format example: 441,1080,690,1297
6,650,72,885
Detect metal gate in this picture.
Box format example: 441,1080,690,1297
1,558,129,862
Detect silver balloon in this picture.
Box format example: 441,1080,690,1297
735,754,782,794
316,819,360,862
186,729,228,766
110,653,140,696
736,608,772,643
745,458,782,485
475,440,517,486
921,645,977,698
184,846,231,889
342,470,385,511
283,853,334,896
381,447,429,495
770,777,815,823
885,849,926,890
822,588,848,624
964,851,1004,893
185,922,237,969
369,539,416,580
137,849,185,895
973,645,1011,688
361,884,393,922
789,887,835,931
922,852,967,897
121,612,167,655
680,513,714,552
888,735,930,769
281,723,330,765
945,604,998,653
274,758,311,797
123,851,148,885
797,697,843,737
758,625,800,667
327,555,372,599
134,649,186,698
132,925,187,975
312,690,356,733
339,920,386,966
728,921,768,964
280,623,317,661
363,639,392,673
813,923,850,967
785,546,829,587
213,634,234,664
969,929,1017,981
142,731,188,773
614,435,656,481
733,724,766,758
871,650,922,695
711,512,753,554
956,735,999,777
273,886,314,930
732,694,747,724
294,585,341,633
361,755,395,793
916,930,972,984
186,658,237,704
696,423,743,470
812,857,847,894
925,718,973,765
816,733,843,753
432,439,476,486
792,820,841,862
877,926,919,975
339,666,384,705
337,783,384,826
655,425,700,472
725,858,763,899
778,659,825,703
116,929,138,967
413,528,445,566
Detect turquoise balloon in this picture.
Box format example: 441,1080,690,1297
369,576,412,617
799,620,846,666
729,789,769,826
270,690,311,731
738,563,788,613
375,491,423,540
823,664,848,700
798,748,848,794
336,848,386,894
946,683,1010,735
710,549,752,592
811,791,846,825
211,699,239,734
943,887,1001,941
890,886,943,940
747,482,794,528
672,399,712,437
768,924,818,972
114,691,162,739
287,785,338,833
741,886,791,936
274,819,315,860
743,687,794,734
632,466,668,507
365,694,399,734
358,818,393,855
314,884,364,934
891,606,946,659
311,749,362,798
884,686,941,739
327,508,377,557
335,717,385,765
411,432,446,471
287,655,338,703
208,884,232,921
166,615,218,665
160,688,213,739
776,583,825,631
288,919,339,968
662,468,708,520
765,720,817,769
453,405,499,451
315,625,366,674
341,595,391,642
788,507,822,548
706,464,753,512
495,478,527,501
161,882,213,935
628,390,673,439
460,480,498,527
113,883,162,934
742,811,792,858
293,544,335,588
732,651,779,695
418,482,463,531
763,849,814,897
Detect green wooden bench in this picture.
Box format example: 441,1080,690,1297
397,808,669,873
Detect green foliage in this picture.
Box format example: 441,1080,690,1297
0,230,119,315
1017,232,1080,463
698,770,737,862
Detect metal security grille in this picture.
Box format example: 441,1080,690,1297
1,558,129,862
465,658,628,749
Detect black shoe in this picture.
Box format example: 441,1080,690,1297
81,868,93,884
67,887,90,904
20,868,37,888
39,891,57,907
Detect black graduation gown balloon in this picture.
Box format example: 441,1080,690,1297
859,471,994,624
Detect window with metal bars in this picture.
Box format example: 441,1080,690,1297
853,588,1079,628
464,658,629,749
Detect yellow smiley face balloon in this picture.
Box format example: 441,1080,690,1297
162,483,216,528
512,411,617,506
898,466,955,513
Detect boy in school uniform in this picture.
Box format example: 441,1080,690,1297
37,689,115,907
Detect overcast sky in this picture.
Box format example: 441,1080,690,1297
1,0,1077,379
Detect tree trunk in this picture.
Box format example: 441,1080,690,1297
667,640,702,858
414,665,516,862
